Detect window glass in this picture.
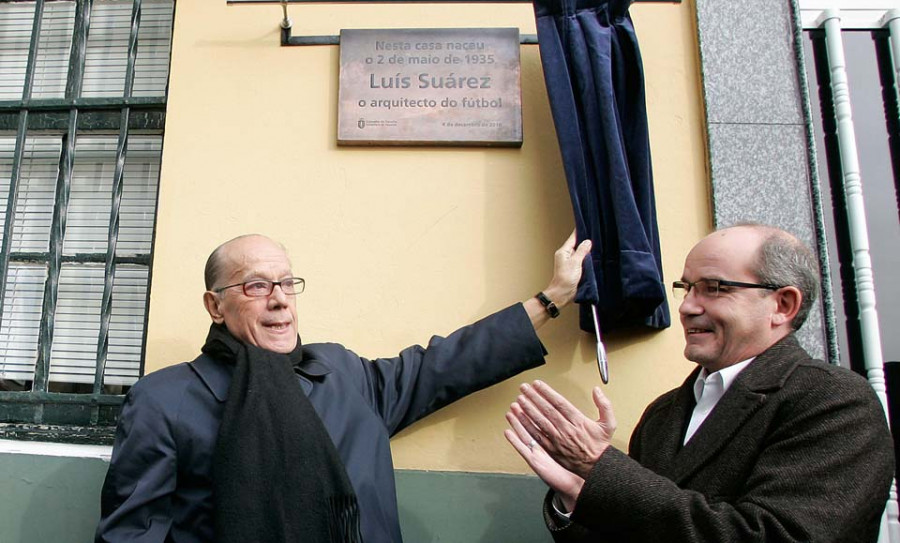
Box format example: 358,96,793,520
32,2,76,99
49,264,105,387
83,0,174,98
0,2,36,100
118,136,161,256
107,265,148,385
0,264,46,386
64,137,117,256
11,137,61,254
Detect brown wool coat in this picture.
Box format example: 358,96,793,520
545,335,895,543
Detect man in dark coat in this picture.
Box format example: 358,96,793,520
506,224,895,542
96,232,592,543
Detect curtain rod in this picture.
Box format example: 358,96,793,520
228,0,678,3
229,0,679,46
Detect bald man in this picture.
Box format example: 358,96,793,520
97,233,591,543
507,224,894,543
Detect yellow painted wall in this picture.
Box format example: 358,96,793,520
145,0,709,474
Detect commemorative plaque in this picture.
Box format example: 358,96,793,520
338,28,522,146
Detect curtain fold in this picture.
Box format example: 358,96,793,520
534,0,669,332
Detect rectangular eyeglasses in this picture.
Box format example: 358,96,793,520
672,279,782,301
214,277,306,297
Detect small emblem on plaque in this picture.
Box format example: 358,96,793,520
358,119,366,129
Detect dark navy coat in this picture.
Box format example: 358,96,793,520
96,304,546,543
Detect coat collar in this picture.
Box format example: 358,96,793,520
665,334,810,484
189,348,332,402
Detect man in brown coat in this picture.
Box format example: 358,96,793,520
506,224,895,542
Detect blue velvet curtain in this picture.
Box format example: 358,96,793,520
534,0,669,333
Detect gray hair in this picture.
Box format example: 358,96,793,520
204,243,228,291
744,226,820,330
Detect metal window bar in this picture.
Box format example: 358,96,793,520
808,30,866,370
4,253,149,266
0,0,44,343
0,96,168,111
808,9,900,543
227,0,679,46
34,114,78,398
92,0,143,419
884,10,900,220
94,0,140,401
33,0,93,402
818,7,888,437
880,12,900,543
889,11,900,96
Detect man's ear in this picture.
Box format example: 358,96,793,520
771,286,802,328
203,291,225,324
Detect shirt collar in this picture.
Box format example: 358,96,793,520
693,357,755,403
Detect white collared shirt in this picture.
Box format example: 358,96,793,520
683,358,754,445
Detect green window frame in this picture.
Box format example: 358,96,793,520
0,0,174,444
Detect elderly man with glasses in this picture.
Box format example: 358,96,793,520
96,233,591,543
506,224,894,543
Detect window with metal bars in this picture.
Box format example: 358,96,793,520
0,0,173,443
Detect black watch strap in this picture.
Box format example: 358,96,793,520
536,291,560,318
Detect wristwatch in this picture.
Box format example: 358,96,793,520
535,291,560,318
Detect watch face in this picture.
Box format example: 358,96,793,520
538,292,559,318
548,303,560,318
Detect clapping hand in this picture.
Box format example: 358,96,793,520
507,381,617,478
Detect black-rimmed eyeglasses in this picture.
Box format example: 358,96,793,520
213,277,306,297
672,279,783,301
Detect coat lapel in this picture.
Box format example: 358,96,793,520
293,352,331,395
655,375,698,472
190,354,232,402
669,383,767,484
667,335,808,484
189,350,333,400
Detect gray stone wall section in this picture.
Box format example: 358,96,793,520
695,0,829,360
699,1,804,126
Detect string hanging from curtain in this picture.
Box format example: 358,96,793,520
533,0,670,342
